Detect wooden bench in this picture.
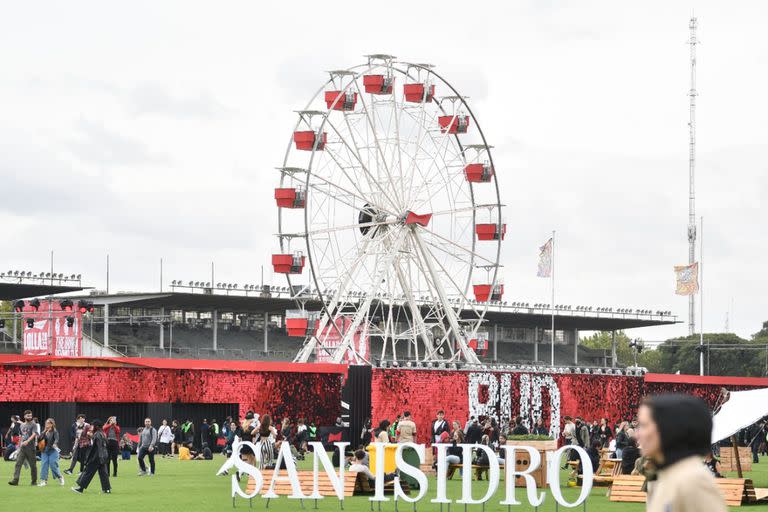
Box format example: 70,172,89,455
609,475,646,503
609,475,756,507
715,478,756,507
577,457,622,486
242,470,357,508
446,464,490,481
720,447,753,472
354,472,410,496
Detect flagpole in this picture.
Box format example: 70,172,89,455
551,230,555,367
699,216,704,376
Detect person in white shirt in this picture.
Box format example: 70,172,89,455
561,416,576,469
157,420,174,458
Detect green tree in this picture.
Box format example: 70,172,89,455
752,321,768,340
655,332,767,377
580,331,656,368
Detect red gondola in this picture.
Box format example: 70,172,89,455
475,223,506,241
473,284,504,302
285,312,319,337
293,131,327,151
272,253,306,274
438,115,470,134
403,83,435,103
464,163,494,183
324,90,358,111
363,75,393,95
274,188,306,209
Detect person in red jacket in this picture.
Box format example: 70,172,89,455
102,416,121,477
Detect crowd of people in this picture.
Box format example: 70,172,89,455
2,410,321,494
357,409,768,483
4,402,766,509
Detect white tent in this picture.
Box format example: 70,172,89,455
711,387,768,443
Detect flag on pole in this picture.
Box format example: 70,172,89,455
537,238,553,278
674,263,699,295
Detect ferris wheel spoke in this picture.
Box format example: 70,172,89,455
351,79,404,209
410,229,480,363
417,225,497,267
323,117,400,211
317,143,397,216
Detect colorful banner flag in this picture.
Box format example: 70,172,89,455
537,238,553,277
674,262,699,296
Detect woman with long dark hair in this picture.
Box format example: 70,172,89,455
374,420,391,443
637,395,725,512
256,414,276,469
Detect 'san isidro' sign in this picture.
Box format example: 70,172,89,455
219,441,594,508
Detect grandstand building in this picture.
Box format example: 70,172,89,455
1,282,679,367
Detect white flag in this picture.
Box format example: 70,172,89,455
537,238,553,278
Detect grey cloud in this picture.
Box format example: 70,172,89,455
125,84,232,120
69,119,168,166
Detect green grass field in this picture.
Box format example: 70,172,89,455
3,454,768,511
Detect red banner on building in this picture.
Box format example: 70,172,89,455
22,300,82,357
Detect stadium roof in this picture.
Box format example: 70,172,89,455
76,292,680,331
0,282,89,301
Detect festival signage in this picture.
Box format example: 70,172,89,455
219,441,593,507
22,300,82,357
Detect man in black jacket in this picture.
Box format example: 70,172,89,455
465,418,483,445
72,419,111,494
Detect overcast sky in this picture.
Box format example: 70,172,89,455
1,1,765,341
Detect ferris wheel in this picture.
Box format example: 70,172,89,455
273,55,504,365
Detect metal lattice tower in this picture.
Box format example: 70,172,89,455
687,17,698,336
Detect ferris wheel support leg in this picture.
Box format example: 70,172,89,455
330,231,407,364
394,262,431,360
410,229,480,364
296,234,378,363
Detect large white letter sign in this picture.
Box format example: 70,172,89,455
457,444,500,505
499,446,545,507
218,440,263,499
547,446,593,507
394,442,428,502
430,443,451,506
468,373,500,422
264,441,308,499
370,442,389,502
308,442,348,500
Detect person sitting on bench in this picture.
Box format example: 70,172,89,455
349,450,396,485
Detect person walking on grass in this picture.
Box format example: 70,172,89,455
38,418,65,486
8,410,38,486
71,419,111,494
64,414,90,476
103,416,121,477
137,417,158,476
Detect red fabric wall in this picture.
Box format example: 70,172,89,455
371,369,767,444
0,365,342,424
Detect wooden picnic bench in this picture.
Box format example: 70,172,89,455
241,469,357,508
609,475,757,507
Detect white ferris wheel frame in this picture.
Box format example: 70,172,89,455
276,56,503,365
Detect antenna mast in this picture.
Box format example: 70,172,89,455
687,17,698,336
